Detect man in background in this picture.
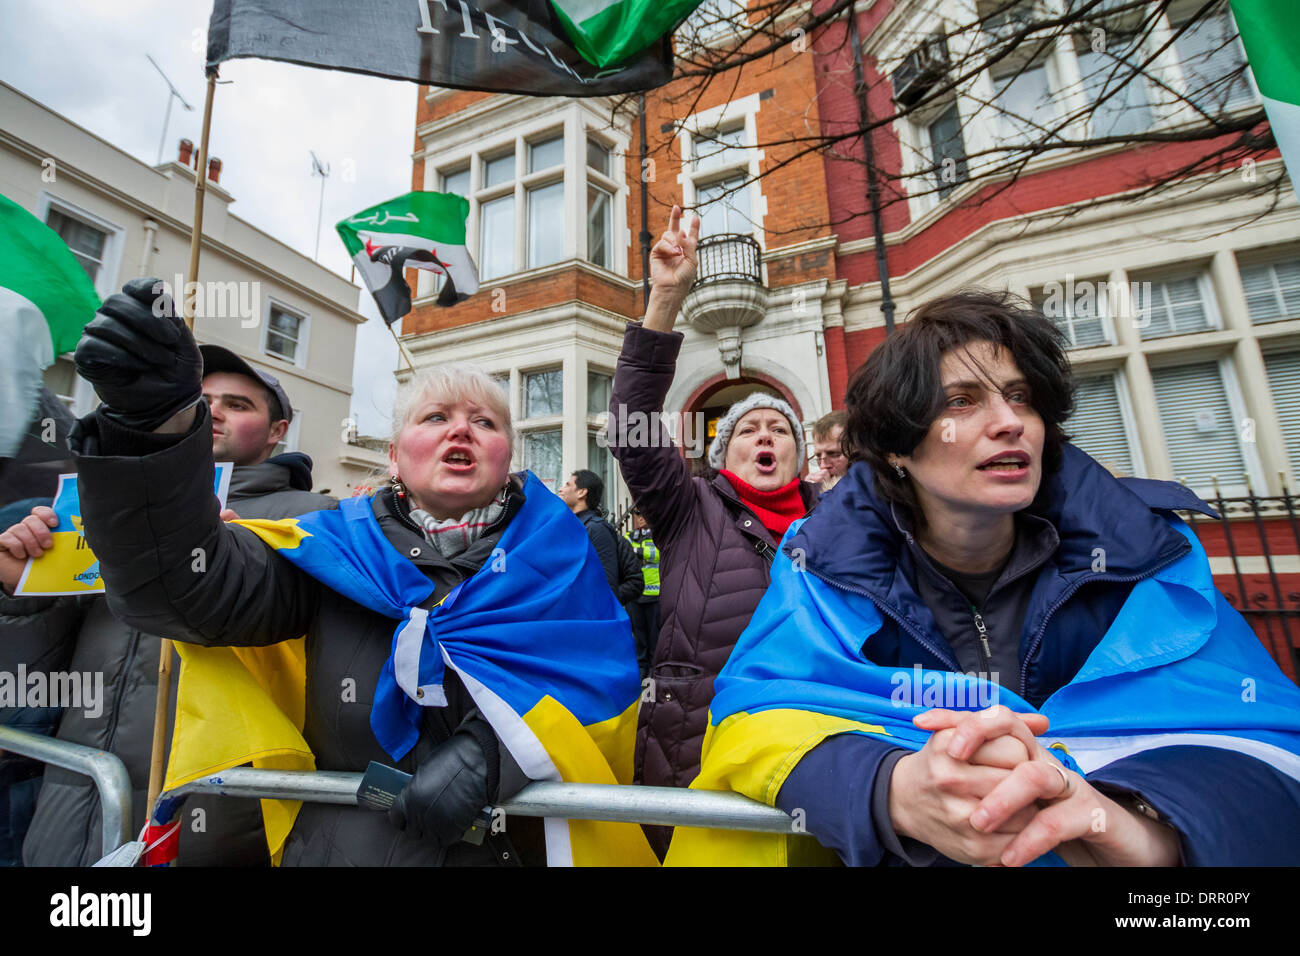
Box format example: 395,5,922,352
0,335,334,866
624,509,660,681
558,469,643,607
807,410,849,491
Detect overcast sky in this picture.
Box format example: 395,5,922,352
0,0,417,436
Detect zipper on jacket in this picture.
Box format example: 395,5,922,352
1018,541,1191,698
970,606,993,681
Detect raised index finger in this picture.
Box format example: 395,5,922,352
667,204,682,239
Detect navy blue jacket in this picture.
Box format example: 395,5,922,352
776,445,1300,866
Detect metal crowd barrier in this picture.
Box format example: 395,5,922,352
158,767,797,833
1,728,796,864
0,725,132,858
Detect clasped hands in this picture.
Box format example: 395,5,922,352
888,705,1181,867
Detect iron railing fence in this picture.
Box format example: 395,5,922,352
691,233,762,288
1180,481,1300,682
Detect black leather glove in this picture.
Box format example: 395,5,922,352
74,277,203,432
388,730,493,846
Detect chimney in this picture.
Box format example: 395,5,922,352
177,138,193,166
207,156,222,184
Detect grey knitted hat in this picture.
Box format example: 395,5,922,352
707,392,805,471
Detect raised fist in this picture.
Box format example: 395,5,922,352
74,277,203,431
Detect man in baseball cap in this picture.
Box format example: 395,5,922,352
1,329,333,867
198,345,294,467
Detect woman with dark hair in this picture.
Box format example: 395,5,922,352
669,290,1300,867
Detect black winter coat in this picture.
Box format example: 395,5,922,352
1,452,335,867
70,405,542,866
577,508,644,605
609,323,818,798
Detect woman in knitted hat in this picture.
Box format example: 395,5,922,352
607,206,819,853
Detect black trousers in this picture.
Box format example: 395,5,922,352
624,599,661,681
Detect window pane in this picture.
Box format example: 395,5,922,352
527,182,565,269
683,0,745,42
484,152,515,188
269,307,301,340
697,176,751,236
1151,361,1247,493
588,433,617,509
992,63,1055,139
587,370,611,415
1069,373,1135,475
1138,275,1210,339
694,124,747,172
1172,5,1253,112
587,138,611,175
1032,283,1111,349
480,194,515,280
266,330,296,361
524,428,563,489
1240,258,1300,324
1075,35,1152,137
928,103,969,197
267,306,302,361
45,208,106,282
525,368,563,418
529,135,564,173
1264,350,1300,483
587,185,612,269
441,167,471,199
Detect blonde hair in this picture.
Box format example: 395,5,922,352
390,363,515,459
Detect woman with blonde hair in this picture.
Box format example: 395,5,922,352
5,278,647,866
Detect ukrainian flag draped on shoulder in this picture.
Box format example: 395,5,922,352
240,471,656,866
666,516,1300,866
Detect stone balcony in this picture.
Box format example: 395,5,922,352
681,234,768,379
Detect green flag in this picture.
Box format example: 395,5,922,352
1231,0,1300,198
0,192,100,456
336,191,479,326
551,0,706,69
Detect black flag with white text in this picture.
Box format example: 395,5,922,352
206,0,674,97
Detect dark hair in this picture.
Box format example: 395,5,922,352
571,469,604,512
263,386,286,425
811,409,848,444
843,290,1073,522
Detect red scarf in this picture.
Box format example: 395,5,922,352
721,470,806,541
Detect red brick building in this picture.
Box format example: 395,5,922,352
401,0,1298,675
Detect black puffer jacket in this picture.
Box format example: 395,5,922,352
1,452,335,866
69,405,542,866
609,324,818,798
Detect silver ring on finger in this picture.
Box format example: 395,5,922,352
1050,763,1073,799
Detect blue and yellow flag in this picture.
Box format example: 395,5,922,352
227,471,655,866
667,516,1300,866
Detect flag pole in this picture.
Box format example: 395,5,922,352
146,65,218,821
388,321,416,372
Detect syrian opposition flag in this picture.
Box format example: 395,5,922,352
0,193,99,457
337,191,480,325
1231,0,1300,199
551,0,704,68
207,0,676,98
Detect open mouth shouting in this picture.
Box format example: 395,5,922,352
442,446,476,473
754,450,777,475
976,450,1030,479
